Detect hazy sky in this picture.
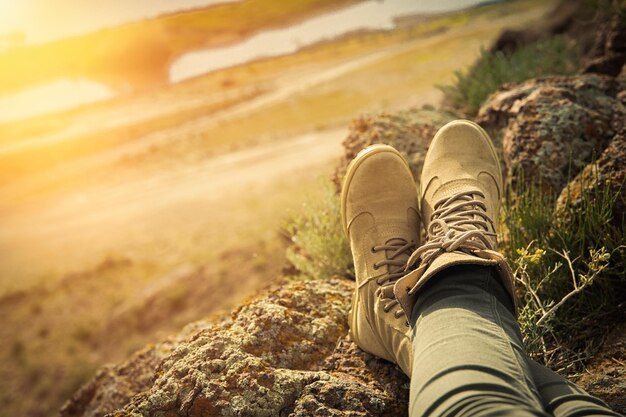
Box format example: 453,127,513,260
1,0,491,45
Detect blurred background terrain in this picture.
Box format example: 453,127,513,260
1,1,623,416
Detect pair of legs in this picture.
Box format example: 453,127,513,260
340,120,619,416
409,265,618,417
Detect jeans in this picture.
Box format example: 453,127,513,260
409,266,619,417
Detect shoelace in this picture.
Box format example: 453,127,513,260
405,190,506,294
363,238,415,319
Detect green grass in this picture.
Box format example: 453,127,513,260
284,181,354,280
503,174,626,373
439,35,579,115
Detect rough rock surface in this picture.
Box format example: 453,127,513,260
575,322,626,415
489,0,625,77
61,278,409,417
334,106,460,185
581,13,626,77
477,74,625,192
555,127,626,226
60,334,192,417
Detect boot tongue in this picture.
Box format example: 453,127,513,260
431,179,483,202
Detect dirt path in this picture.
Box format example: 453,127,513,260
0,33,432,294
0,127,346,292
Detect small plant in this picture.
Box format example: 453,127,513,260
503,172,625,374
513,243,612,370
284,181,354,279
440,36,579,115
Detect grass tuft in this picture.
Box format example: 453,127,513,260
439,35,579,115
284,181,354,279
503,172,625,374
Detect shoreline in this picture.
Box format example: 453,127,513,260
0,0,362,95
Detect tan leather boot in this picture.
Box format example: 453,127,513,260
341,144,420,376
394,120,516,322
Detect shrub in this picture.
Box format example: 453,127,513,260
503,174,625,374
439,36,578,115
284,181,354,279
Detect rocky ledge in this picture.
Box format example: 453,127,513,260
61,278,409,417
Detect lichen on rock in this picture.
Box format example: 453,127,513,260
62,278,409,417
477,74,625,193
335,106,460,185
556,127,626,227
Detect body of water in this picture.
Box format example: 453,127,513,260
170,0,487,82
1,0,488,124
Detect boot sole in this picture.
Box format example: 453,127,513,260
340,144,414,237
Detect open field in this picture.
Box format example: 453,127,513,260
0,1,556,416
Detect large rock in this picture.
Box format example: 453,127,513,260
61,274,626,417
581,13,626,77
61,278,409,417
477,74,625,192
556,128,626,226
489,0,626,77
335,106,460,185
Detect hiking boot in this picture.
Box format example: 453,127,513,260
394,120,516,322
341,144,419,376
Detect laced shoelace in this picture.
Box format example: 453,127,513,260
361,238,415,319
405,190,505,293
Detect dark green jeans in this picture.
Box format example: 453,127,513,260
409,266,619,417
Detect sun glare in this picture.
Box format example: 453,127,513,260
0,1,27,39
0,80,114,123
